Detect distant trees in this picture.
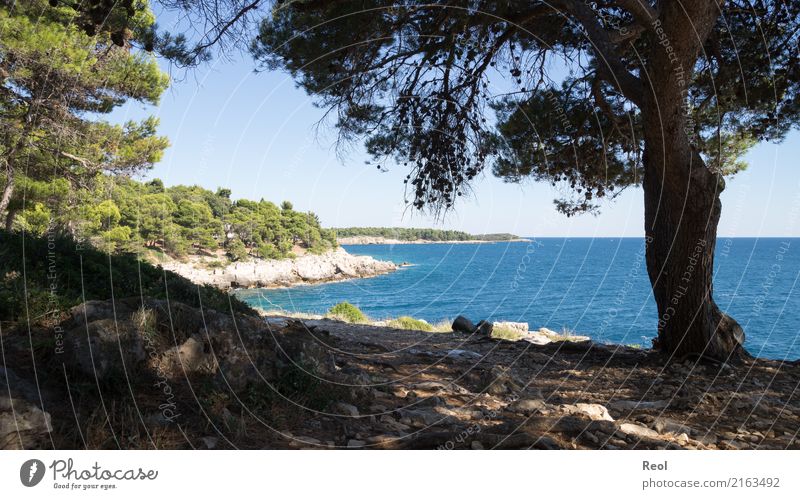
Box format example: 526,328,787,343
334,227,477,241
250,1,800,361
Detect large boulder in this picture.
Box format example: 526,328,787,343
452,316,475,334
64,318,146,380
0,368,52,449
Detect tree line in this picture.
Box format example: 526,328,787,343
334,227,521,242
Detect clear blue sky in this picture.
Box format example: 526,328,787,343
110,47,800,238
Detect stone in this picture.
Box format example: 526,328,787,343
445,349,482,360
452,315,475,334
64,319,146,380
158,336,219,377
608,399,669,413
481,366,523,396
561,403,614,422
0,368,52,450
620,422,662,440
509,398,548,415
335,402,360,417
347,439,366,448
200,436,219,449
471,440,484,450
653,417,694,436
474,320,493,336
493,322,529,334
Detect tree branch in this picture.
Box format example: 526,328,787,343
552,0,644,105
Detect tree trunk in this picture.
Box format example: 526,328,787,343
0,171,14,221
642,134,747,362
5,206,18,232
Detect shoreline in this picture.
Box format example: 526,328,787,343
160,247,397,290
338,236,531,245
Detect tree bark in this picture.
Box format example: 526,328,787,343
639,0,746,362
0,170,14,221
642,139,747,362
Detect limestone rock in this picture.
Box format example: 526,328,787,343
561,403,614,422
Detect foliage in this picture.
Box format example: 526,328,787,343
334,227,520,242
491,327,525,342
0,231,255,324
252,1,800,215
8,173,337,260
0,0,170,221
327,301,367,323
387,316,433,332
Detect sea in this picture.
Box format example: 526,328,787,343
236,238,800,360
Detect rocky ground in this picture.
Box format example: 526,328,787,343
2,299,798,450
160,247,396,289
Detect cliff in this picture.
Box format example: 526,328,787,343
160,247,397,289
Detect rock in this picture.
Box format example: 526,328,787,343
64,318,146,379
561,403,614,422
653,417,694,436
493,322,529,334
480,366,523,396
334,402,360,417
474,320,493,336
347,439,366,448
509,398,548,415
158,336,218,377
162,247,396,289
396,408,456,427
0,368,52,450
200,436,219,449
619,422,662,440
452,316,475,334
445,349,482,360
608,399,669,412
471,440,485,450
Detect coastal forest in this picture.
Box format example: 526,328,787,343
1,0,800,454
333,227,520,242
10,173,337,259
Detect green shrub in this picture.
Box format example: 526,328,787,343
0,231,256,323
387,316,433,331
327,301,367,323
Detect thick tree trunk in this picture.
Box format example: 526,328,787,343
636,0,746,362
642,135,747,362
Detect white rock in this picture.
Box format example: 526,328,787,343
620,423,661,440
561,403,614,421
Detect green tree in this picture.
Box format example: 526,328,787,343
252,1,800,361
0,1,169,227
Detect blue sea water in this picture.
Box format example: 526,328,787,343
237,238,800,360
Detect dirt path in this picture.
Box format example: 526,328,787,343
262,317,800,450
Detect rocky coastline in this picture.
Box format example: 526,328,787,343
160,247,397,289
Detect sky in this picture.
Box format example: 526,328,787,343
110,41,800,238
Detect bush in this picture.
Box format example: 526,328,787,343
0,231,256,323
491,327,525,341
387,316,433,331
327,301,367,323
